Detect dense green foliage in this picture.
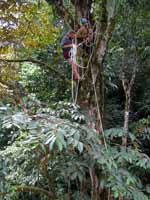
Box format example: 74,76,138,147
0,103,150,200
0,0,150,200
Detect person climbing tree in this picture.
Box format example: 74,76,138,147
76,18,93,44
61,31,81,80
76,18,93,54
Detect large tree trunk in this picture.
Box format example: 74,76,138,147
46,0,116,132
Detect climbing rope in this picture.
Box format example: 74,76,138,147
68,21,108,150
69,34,94,104
91,68,108,150
70,41,80,104
89,29,108,150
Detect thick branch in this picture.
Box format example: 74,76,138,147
0,81,9,89
94,0,116,72
0,58,70,84
0,192,8,196
100,0,108,32
0,185,54,199
90,0,116,120
16,185,54,198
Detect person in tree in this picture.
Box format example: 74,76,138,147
76,18,93,55
61,31,80,80
76,18,93,44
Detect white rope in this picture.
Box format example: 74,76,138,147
88,34,108,149
92,77,108,150
69,22,108,151
71,65,75,103
77,64,87,69
69,24,96,104
70,36,93,104
75,79,80,104
70,40,80,104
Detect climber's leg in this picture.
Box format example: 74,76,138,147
68,59,81,80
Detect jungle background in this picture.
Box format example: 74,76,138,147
0,0,150,200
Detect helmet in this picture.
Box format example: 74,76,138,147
80,18,89,25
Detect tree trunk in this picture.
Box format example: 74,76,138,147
46,0,117,132
89,168,100,200
122,49,138,148
122,91,131,147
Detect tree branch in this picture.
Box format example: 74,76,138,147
96,0,116,66
0,58,70,84
0,185,54,199
129,49,138,91
16,185,54,198
0,192,8,196
100,0,108,32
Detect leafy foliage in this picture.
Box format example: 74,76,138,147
0,103,150,200
0,0,150,200
0,0,59,101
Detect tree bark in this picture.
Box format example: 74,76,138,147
78,1,116,134
1,1,117,133
122,49,138,147
89,167,100,200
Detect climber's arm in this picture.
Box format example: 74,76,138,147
63,44,73,48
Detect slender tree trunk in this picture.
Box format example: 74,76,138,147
122,49,138,148
89,168,100,200
122,89,131,147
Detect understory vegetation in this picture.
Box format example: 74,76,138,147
0,0,150,200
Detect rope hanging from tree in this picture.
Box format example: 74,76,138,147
69,21,108,150
69,24,94,104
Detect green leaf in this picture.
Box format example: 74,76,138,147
40,143,46,153
67,137,74,145
77,142,83,153
74,132,80,140
45,133,55,145
114,191,119,198
56,139,63,151
71,172,77,180
49,136,56,150
57,132,67,148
